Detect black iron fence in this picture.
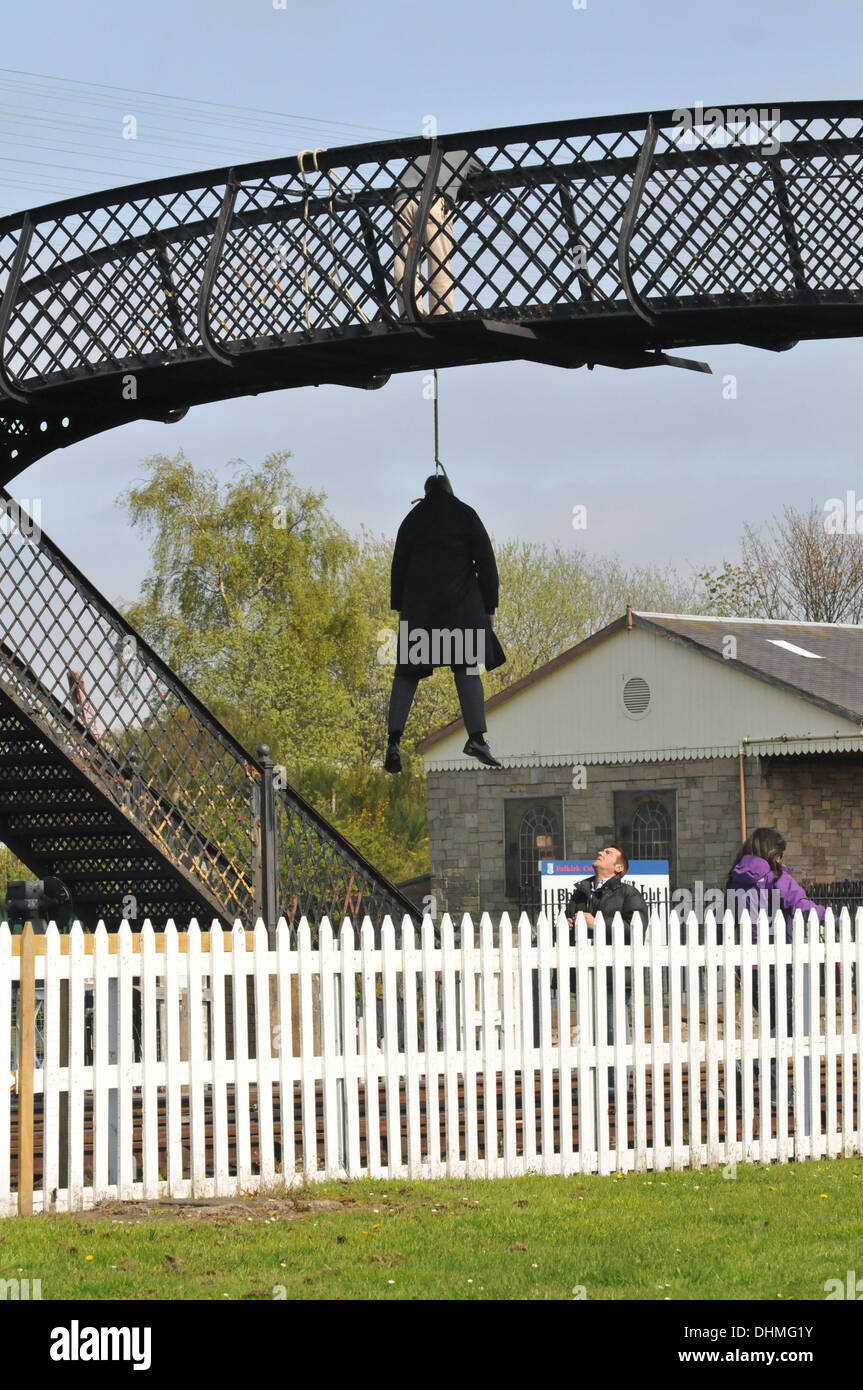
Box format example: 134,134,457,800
537,881,863,927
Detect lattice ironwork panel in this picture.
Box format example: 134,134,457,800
0,493,256,921
2,103,862,422
0,496,418,930
0,691,223,927
633,113,863,304
274,791,415,931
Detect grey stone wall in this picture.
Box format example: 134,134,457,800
427,752,862,918
750,752,863,880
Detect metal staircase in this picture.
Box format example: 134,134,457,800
0,491,419,930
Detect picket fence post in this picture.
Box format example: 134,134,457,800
187,921,207,1194
441,915,460,1175
318,918,339,1178
402,919,422,1178
381,917,401,1178
498,913,517,1177
421,915,443,1178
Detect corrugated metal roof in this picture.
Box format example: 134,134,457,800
418,613,863,752
638,614,863,724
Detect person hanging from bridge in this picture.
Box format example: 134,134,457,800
384,471,505,774
393,148,485,316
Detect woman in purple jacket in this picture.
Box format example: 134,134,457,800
724,827,826,1108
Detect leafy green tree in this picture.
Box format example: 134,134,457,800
0,844,31,910
118,450,369,772
695,559,763,618
299,763,429,884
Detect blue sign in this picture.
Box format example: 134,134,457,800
540,859,668,877
539,858,671,926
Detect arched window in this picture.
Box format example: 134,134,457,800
519,805,560,912
505,797,564,912
613,788,678,882
631,799,672,861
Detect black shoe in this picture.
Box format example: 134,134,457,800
384,738,402,774
463,736,502,768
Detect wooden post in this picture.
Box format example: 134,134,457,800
256,746,280,946
291,977,301,1059
18,922,35,1216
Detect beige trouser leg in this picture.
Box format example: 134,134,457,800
393,194,454,316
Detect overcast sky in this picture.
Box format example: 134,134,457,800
3,0,862,611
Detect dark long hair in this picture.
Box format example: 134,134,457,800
725,826,787,889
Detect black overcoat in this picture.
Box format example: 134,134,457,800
390,491,503,678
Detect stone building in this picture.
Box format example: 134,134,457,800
417,612,863,917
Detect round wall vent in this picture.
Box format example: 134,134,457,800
622,676,651,714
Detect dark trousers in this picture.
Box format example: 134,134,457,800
388,668,486,738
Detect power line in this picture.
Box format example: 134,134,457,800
0,68,416,218
0,114,300,168
0,83,385,150
0,68,410,139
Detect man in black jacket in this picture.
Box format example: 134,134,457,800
563,846,649,941
565,846,649,1102
384,473,504,773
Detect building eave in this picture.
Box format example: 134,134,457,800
423,733,863,773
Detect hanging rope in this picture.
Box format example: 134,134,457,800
412,368,449,504
433,366,451,485
433,366,441,468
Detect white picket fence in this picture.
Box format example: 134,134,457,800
1,908,861,1214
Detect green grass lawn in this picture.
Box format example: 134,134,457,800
3,1158,862,1301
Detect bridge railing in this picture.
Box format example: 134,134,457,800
1,103,862,402
0,491,419,929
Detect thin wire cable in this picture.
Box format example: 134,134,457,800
0,68,409,138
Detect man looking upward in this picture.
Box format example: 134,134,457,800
564,846,648,1105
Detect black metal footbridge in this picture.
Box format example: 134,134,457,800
1,100,862,927
2,101,863,478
